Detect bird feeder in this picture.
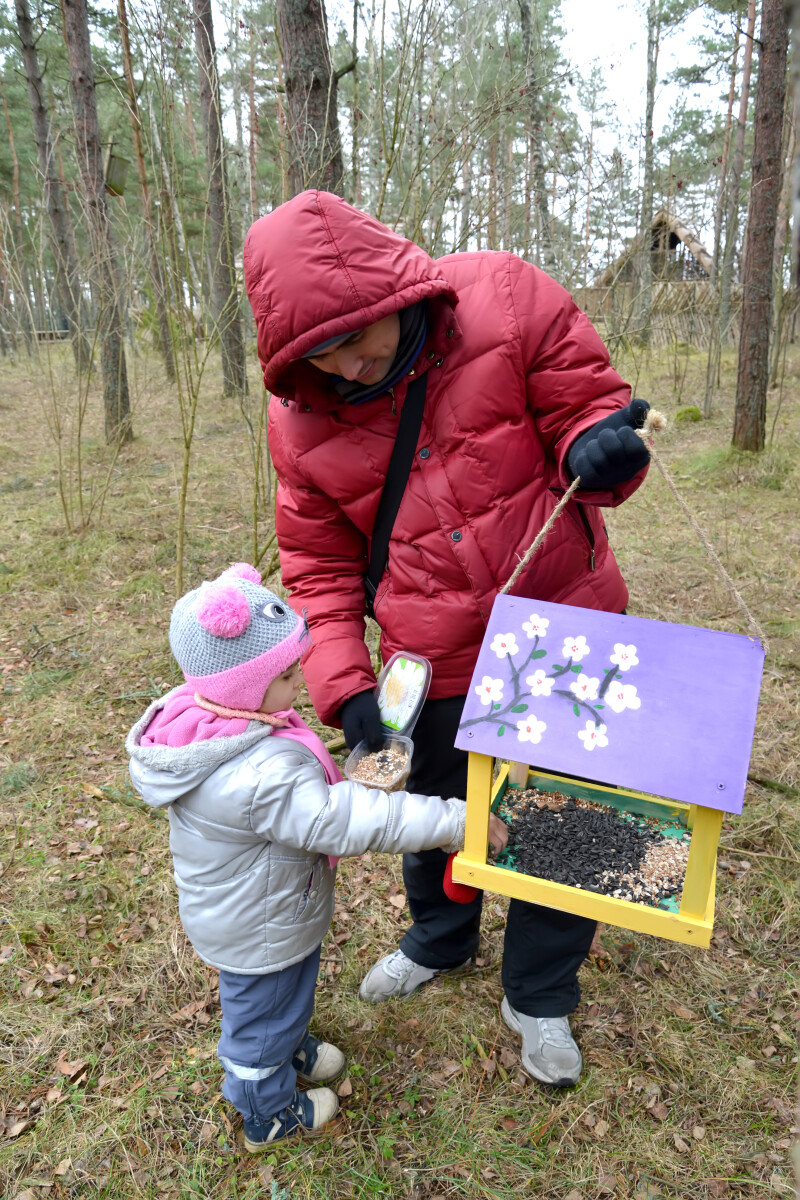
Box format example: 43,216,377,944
104,145,130,197
451,596,764,947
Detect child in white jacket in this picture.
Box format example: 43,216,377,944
126,563,506,1149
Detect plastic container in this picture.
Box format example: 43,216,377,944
344,733,414,792
344,652,432,791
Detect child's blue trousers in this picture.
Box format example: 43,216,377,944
217,946,320,1123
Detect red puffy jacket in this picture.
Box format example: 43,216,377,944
244,191,646,726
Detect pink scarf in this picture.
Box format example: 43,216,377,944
141,682,342,785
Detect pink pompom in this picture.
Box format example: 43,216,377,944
196,584,251,638
221,562,262,585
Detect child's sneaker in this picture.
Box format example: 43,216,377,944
292,1031,346,1083
243,1087,339,1149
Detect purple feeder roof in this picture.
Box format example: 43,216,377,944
455,596,764,815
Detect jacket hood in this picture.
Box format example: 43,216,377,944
126,690,272,809
243,190,459,400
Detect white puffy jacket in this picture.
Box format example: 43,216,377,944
126,693,466,974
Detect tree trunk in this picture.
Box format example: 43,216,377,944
149,96,203,306
788,0,800,285
712,12,741,276
703,10,743,415
118,0,175,382
733,0,789,452
193,0,248,397
720,0,757,342
518,0,555,274
275,0,345,196
458,153,472,252
61,0,132,444
0,80,34,351
350,0,360,204
248,27,259,221
15,0,90,371
634,0,659,343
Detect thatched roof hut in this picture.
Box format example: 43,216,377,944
595,209,713,287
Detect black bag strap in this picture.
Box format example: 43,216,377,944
365,372,428,618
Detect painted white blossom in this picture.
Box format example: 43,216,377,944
578,721,608,751
610,643,639,671
490,632,519,659
475,676,504,706
516,716,547,744
605,681,641,714
525,669,554,697
522,614,549,639
562,634,590,661
569,673,600,702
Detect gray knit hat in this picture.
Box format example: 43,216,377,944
169,563,309,710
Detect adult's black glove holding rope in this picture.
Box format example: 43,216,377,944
567,398,651,490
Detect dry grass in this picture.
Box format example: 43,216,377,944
0,339,797,1199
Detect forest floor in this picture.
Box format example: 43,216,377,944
0,337,798,1200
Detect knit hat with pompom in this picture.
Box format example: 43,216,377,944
169,563,309,710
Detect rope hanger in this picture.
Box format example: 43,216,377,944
500,409,770,657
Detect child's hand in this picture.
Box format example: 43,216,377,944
488,813,509,856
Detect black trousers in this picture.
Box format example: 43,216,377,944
398,696,596,1018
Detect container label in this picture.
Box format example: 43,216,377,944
378,656,427,732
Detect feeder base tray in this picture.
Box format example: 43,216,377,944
495,788,690,912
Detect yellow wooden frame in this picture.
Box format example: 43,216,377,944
452,752,721,947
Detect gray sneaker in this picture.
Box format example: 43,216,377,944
358,949,470,1002
500,996,582,1087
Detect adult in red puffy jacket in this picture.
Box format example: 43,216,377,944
244,190,649,1087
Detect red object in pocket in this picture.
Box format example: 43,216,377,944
443,853,479,903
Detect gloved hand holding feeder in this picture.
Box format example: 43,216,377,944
567,398,651,490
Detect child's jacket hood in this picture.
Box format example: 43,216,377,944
243,189,459,401
126,690,271,809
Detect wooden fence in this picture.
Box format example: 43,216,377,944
572,281,741,349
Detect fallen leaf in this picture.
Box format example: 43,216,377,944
704,1180,729,1197
597,1167,616,1194
673,1005,697,1020
4,1116,36,1138
499,1048,516,1070
337,1077,353,1098
648,1102,669,1120
53,1159,72,1177
693,1125,706,1140
11,1190,39,1200
564,1191,584,1200
582,1113,597,1128
57,1053,89,1083
259,1165,274,1186
0,945,14,961
594,1118,609,1138
674,1134,690,1152
387,892,406,910
770,1172,794,1195
500,1116,518,1131
480,1057,497,1078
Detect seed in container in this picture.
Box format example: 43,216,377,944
350,746,410,790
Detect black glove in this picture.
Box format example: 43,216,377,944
566,398,651,490
340,689,383,751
